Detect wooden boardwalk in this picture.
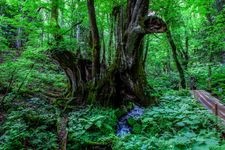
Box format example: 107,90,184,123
192,90,225,121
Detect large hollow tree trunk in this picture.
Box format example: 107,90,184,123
50,0,167,107
87,0,167,106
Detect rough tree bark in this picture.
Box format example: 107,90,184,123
87,0,167,106
87,0,101,79
107,14,114,65
143,38,149,68
51,0,167,107
50,0,92,102
101,29,106,65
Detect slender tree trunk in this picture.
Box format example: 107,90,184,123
183,35,189,70
87,0,101,79
166,46,171,73
178,35,189,71
166,30,186,89
51,0,63,46
101,29,106,65
100,28,106,76
16,27,22,49
108,14,114,65
143,38,149,68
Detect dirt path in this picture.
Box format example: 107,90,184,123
192,90,225,121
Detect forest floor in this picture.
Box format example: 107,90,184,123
1,90,225,149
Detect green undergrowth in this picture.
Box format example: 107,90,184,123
0,46,66,96
0,98,59,150
114,90,225,150
67,106,117,149
66,90,225,149
1,90,225,149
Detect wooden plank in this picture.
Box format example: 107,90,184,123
193,91,214,111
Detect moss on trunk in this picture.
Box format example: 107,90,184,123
50,0,167,107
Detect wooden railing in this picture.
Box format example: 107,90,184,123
192,90,225,121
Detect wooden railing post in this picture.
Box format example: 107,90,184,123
215,103,218,116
